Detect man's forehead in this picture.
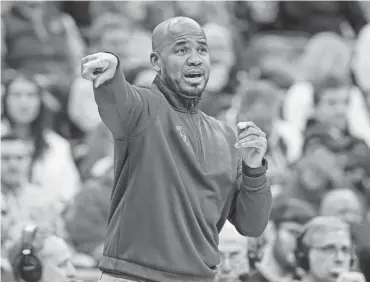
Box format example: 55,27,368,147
310,229,350,245
153,17,206,50
167,19,205,38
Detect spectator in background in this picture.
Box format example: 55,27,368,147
8,225,77,282
247,198,316,282
2,1,85,137
285,144,347,209
0,134,64,241
1,74,81,211
283,31,370,148
294,217,366,282
216,221,249,282
319,188,370,280
302,75,370,197
350,24,370,148
320,188,366,225
282,32,352,131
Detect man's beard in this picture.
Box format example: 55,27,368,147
163,69,206,98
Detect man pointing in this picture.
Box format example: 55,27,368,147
81,17,272,282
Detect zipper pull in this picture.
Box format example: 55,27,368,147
190,99,195,109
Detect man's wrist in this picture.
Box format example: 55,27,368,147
242,158,268,178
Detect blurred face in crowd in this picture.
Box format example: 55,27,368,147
6,77,41,126
218,238,248,281
1,139,33,188
315,86,350,130
151,18,210,98
39,236,77,282
308,229,352,282
272,222,303,271
320,190,363,224
101,27,131,63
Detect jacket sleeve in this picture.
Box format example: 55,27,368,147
93,55,146,139
228,158,272,238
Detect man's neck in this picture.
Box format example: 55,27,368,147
257,246,292,282
12,124,32,138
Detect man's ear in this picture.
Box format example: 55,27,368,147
150,52,161,73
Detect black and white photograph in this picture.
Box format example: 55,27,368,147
1,1,370,282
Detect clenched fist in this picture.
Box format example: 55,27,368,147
81,52,118,88
235,121,267,168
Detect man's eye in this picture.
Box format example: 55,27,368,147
199,47,208,53
177,48,187,54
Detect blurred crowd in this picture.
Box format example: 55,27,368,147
1,1,370,282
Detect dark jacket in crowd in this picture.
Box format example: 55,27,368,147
256,1,367,36
93,58,272,282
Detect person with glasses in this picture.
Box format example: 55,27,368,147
295,216,366,282
247,197,316,282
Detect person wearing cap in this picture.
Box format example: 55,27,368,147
247,197,316,282
216,221,249,282
81,16,272,282
295,216,366,282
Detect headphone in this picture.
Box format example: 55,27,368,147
294,228,356,273
13,225,43,282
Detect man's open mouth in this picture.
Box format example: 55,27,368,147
184,70,204,83
184,73,203,78
184,70,204,78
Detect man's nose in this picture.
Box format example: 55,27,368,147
187,49,202,66
221,258,232,273
334,250,348,264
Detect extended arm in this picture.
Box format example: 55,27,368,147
81,52,145,139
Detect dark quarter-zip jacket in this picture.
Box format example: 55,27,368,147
94,59,272,282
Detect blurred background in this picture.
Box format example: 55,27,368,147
1,1,370,282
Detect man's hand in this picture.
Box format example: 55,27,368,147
337,272,366,282
235,121,267,168
81,52,118,88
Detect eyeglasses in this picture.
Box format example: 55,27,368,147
311,244,352,257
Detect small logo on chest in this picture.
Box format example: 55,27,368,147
176,126,188,143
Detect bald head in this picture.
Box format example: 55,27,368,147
152,17,205,53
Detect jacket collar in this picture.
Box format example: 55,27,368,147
152,75,201,114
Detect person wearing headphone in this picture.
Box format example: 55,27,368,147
247,197,316,282
295,216,366,282
8,224,78,282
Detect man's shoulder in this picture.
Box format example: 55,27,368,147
132,83,164,104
